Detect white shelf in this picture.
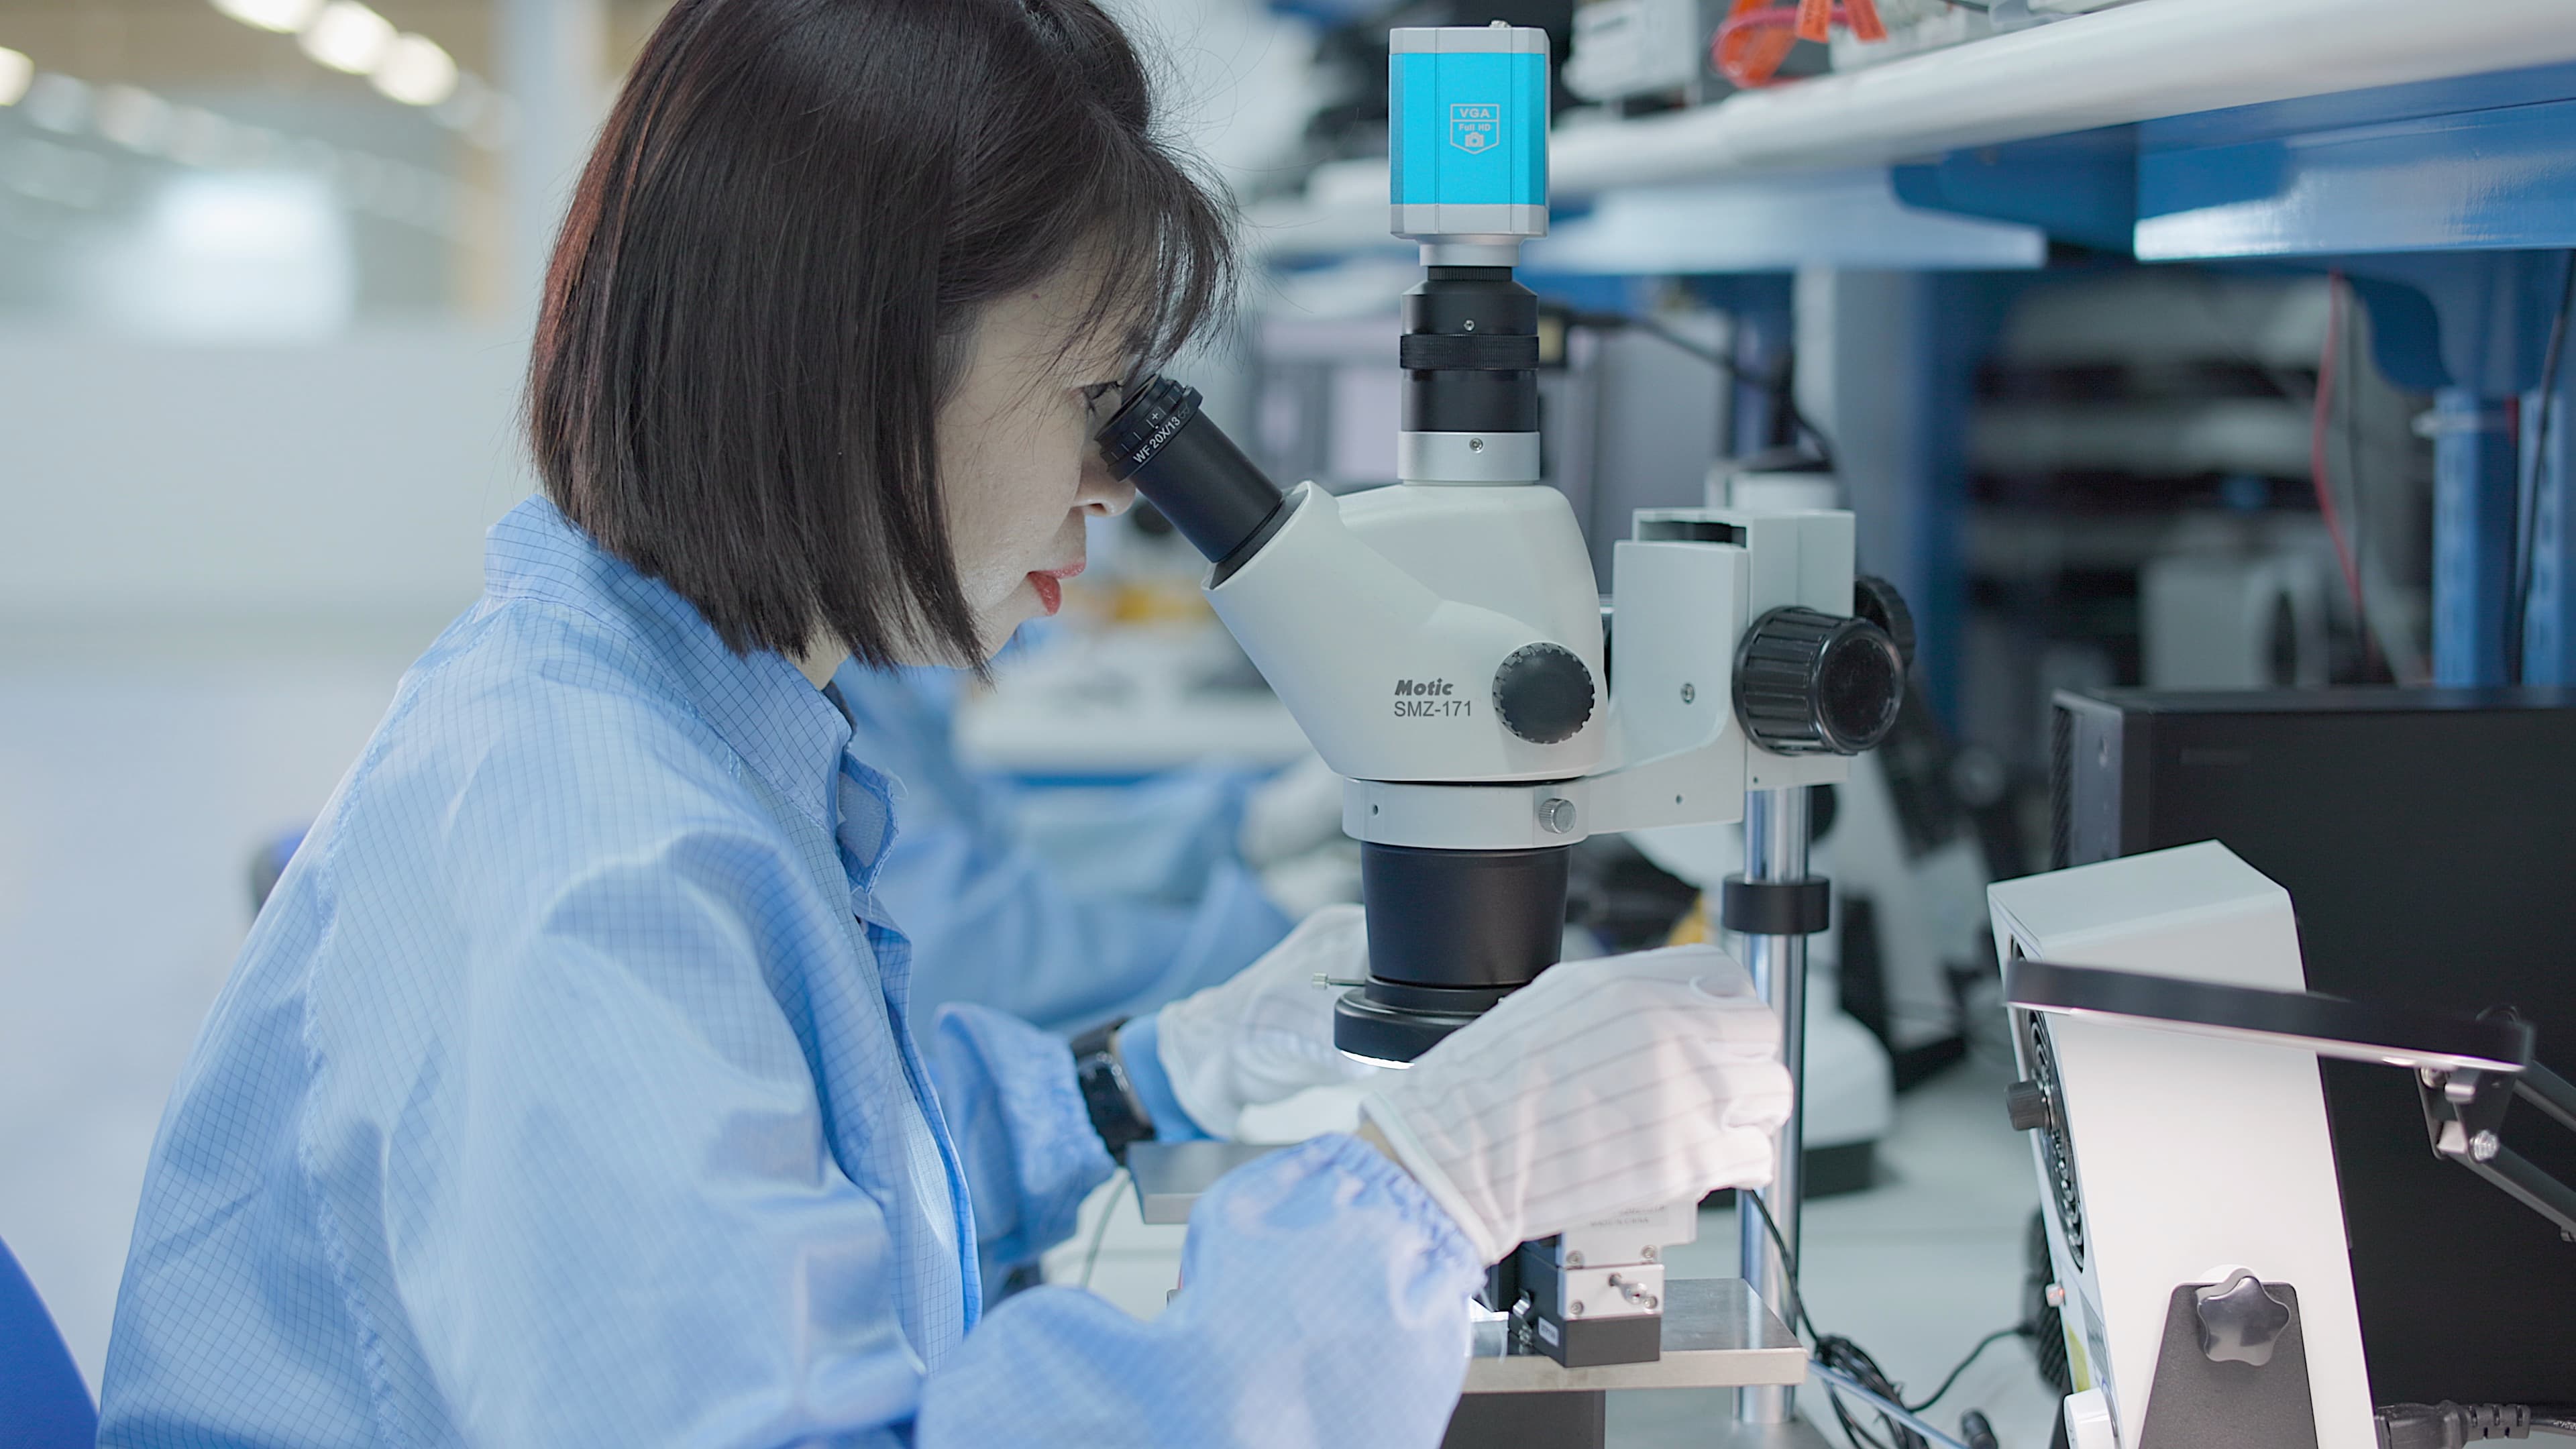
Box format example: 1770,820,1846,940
1529,170,2045,274
1249,0,2576,263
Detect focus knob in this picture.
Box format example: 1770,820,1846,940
1733,607,1905,755
1493,643,1596,745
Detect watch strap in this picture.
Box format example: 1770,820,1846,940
1070,1017,1155,1167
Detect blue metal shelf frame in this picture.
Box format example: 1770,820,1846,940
1883,62,2576,688
1271,60,2576,702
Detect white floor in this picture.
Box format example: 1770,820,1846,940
1047,1062,2065,1449
0,638,424,1391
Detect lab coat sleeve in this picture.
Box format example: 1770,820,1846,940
915,1134,1485,1449
421,898,1479,1449
926,1003,1118,1276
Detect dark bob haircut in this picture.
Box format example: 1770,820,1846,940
528,0,1234,667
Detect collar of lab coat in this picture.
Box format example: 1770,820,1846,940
479,495,896,866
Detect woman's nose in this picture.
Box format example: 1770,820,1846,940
1077,453,1136,519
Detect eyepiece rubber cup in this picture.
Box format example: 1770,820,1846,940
1092,375,1289,571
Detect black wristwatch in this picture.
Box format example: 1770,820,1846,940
1070,1017,1156,1167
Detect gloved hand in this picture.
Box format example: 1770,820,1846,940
1151,903,1375,1138
1237,754,1346,869
1358,945,1792,1265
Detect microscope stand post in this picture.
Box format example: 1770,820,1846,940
1733,784,1818,1426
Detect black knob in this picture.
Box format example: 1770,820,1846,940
1493,643,1596,745
2004,1079,2055,1135
2193,1272,2293,1366
1733,607,1906,755
1853,575,1917,670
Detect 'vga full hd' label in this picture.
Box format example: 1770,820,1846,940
1450,103,1499,154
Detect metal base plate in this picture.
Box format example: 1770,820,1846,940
1685,1419,1838,1447
1127,1140,1277,1224
1126,1150,1813,1398
1464,1279,1807,1395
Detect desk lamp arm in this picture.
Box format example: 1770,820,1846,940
2417,1055,2576,1242
2000,959,2576,1243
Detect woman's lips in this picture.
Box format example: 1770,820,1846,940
1028,563,1083,616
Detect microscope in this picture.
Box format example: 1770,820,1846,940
1095,25,1910,1447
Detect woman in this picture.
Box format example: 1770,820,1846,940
96,3,1792,1445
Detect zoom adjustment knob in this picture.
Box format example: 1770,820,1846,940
1493,643,1596,745
1733,606,1905,755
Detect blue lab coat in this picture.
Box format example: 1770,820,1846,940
832,663,1291,1036
95,498,1479,1448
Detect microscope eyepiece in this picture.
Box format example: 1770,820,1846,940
1093,376,1289,576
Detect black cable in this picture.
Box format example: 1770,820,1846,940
1568,309,1840,470
1742,1189,1817,1337
1817,1334,1924,1449
1077,1167,1130,1289
1742,1192,1915,1449
1904,1324,2032,1413
1741,1191,2028,1449
2512,251,2576,684
2377,1402,2576,1446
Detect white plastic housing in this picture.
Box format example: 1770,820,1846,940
1987,843,2374,1449
1207,481,1605,784
1303,503,1861,850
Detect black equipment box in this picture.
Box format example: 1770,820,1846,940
2051,687,2576,1405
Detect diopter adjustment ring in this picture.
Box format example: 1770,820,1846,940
1493,643,1596,745
1733,606,1905,756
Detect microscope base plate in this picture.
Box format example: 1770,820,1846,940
1463,1279,1807,1395
1694,1420,1837,1447
1126,1151,1813,1398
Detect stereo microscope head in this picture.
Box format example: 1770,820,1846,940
1095,378,1916,1067
1094,24,1910,1069
1093,376,1582,1063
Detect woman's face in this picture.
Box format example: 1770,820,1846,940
934,270,1137,661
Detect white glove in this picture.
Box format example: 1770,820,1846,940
1358,945,1792,1266
1237,754,1346,869
1254,843,1363,919
1152,904,1375,1138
